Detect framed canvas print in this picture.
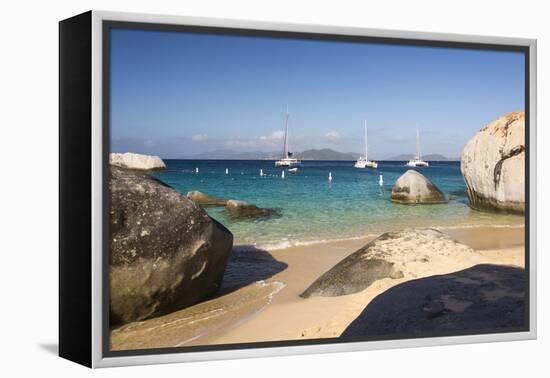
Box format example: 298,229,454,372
59,10,537,368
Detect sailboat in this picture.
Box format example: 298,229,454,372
406,128,429,167
354,120,378,169
275,106,301,167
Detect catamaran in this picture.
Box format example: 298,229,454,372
354,120,378,169
275,106,301,167
406,128,429,167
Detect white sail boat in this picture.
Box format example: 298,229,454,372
354,120,378,169
406,128,429,167
275,106,301,167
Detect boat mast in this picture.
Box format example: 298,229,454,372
416,128,421,160
364,120,368,160
283,105,289,159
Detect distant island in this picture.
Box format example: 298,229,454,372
187,149,456,161
294,149,359,160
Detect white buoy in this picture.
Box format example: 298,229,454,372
379,174,384,186
225,168,229,175
260,169,264,177
195,167,199,174
282,170,285,179
328,172,333,182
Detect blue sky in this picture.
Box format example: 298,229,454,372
110,28,525,159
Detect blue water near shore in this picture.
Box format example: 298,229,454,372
153,160,523,249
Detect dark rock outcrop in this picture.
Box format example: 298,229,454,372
225,200,279,220
461,111,525,213
341,264,526,337
109,167,233,325
301,229,473,298
391,170,446,204
187,191,227,206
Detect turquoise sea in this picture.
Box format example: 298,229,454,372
153,160,523,249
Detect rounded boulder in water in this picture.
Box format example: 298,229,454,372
390,170,446,204
187,191,227,206
224,200,280,220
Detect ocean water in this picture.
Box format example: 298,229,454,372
152,160,524,249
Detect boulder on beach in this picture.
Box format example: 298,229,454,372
390,170,446,204
341,264,526,337
461,111,525,213
225,199,279,220
300,229,473,298
187,191,228,206
110,152,166,171
109,167,233,325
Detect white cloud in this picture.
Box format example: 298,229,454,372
223,129,286,148
270,130,285,140
324,131,340,140
224,139,261,148
192,134,208,142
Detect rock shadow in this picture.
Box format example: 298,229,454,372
219,246,288,294
341,264,526,338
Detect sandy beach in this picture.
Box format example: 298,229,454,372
110,225,525,351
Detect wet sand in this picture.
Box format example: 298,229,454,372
110,225,525,351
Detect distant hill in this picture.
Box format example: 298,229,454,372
190,149,457,161
386,153,457,161
295,149,356,160
192,148,359,160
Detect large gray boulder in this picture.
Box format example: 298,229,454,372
187,191,228,206
225,200,279,220
341,264,526,337
391,170,446,204
301,229,473,298
461,111,525,213
110,152,166,171
110,167,233,325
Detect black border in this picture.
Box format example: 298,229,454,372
59,11,93,367
102,20,531,359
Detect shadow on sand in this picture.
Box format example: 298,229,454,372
342,264,526,338
219,246,288,294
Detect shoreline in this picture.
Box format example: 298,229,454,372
242,221,525,252
110,224,525,351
